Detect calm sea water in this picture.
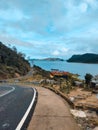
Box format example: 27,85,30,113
33,61,98,79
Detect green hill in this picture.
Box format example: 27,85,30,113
67,53,98,63
0,42,30,79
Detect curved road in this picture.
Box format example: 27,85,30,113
0,85,37,130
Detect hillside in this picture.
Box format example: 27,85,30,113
67,53,98,63
0,42,30,79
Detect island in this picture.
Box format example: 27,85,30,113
30,58,65,61
67,53,98,63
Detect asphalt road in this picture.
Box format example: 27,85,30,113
0,85,37,130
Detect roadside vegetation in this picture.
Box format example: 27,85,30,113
0,42,30,79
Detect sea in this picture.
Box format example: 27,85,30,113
31,60,98,79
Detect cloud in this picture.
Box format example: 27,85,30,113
85,0,98,9
0,33,34,48
0,8,25,21
52,46,69,57
0,0,98,58
52,50,60,56
0,0,98,36
79,3,88,12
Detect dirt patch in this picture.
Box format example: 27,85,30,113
68,88,98,109
68,88,98,130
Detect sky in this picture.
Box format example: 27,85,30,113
0,0,98,59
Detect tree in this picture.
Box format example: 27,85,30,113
8,44,11,48
12,46,17,53
18,52,26,58
85,73,93,88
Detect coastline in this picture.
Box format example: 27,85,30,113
32,60,98,79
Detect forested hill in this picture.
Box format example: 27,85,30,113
67,53,98,63
0,42,30,79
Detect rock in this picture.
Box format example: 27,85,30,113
70,109,86,118
85,110,97,118
69,97,75,102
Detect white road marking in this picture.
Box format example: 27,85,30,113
2,123,10,128
15,88,36,130
0,87,15,98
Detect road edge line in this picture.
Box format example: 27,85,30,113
15,88,36,130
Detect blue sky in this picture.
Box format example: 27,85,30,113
0,0,98,59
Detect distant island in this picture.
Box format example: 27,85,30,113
30,58,65,61
67,53,98,63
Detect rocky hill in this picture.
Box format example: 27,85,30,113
67,53,98,63
0,42,30,79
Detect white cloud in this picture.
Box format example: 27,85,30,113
0,33,34,48
0,8,25,21
85,0,96,5
52,47,69,57
85,0,98,9
52,50,60,56
61,47,69,53
79,3,88,12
